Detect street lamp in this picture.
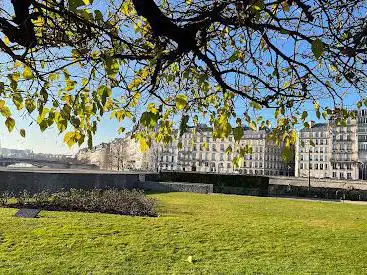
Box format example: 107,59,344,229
308,147,311,191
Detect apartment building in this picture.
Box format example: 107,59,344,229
297,113,361,180
160,126,293,176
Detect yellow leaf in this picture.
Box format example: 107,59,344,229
23,66,34,80
175,94,188,110
4,36,9,46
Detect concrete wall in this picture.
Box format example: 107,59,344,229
0,169,141,194
269,176,367,200
0,169,212,195
138,181,213,194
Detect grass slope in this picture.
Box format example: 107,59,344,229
0,193,366,274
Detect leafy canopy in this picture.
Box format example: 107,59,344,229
0,0,366,162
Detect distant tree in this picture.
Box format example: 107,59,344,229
0,0,367,163
110,141,126,171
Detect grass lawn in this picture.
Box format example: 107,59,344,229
0,193,366,274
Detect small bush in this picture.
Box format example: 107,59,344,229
0,192,10,206
8,189,157,217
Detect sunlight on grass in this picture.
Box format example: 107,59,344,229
0,193,366,274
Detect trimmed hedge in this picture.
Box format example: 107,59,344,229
147,172,269,196
1,189,157,217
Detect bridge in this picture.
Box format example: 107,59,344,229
0,157,98,169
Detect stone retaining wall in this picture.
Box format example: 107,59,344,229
0,169,212,195
269,176,367,200
138,181,213,194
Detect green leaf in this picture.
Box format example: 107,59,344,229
20,129,26,138
94,10,103,22
233,126,244,142
23,66,34,80
175,94,188,110
179,115,189,136
40,88,48,102
0,105,11,118
301,111,308,120
281,146,294,163
12,93,23,110
253,0,264,11
140,111,159,129
311,39,324,59
25,98,36,113
68,0,85,10
5,117,15,132
225,145,232,154
118,127,125,134
104,57,120,77
228,51,240,63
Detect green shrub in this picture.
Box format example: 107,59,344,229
0,191,9,206
9,189,157,217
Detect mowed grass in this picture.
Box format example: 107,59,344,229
0,193,366,274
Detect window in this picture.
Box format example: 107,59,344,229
320,163,323,170
212,144,216,151
212,153,216,161
300,163,303,169
227,163,231,169
220,153,224,161
220,144,224,151
333,172,337,178
347,173,352,179
315,164,318,170
340,172,344,179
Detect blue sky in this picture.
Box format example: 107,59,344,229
0,0,362,154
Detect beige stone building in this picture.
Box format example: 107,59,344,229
159,126,293,176
77,136,152,171
78,126,294,175
76,143,111,170
296,113,361,180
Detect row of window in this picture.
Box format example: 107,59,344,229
332,163,353,170
300,147,328,153
300,163,328,170
332,172,352,179
301,131,328,138
300,155,328,161
300,139,329,145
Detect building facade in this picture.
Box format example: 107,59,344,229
77,137,153,171
297,112,363,180
78,126,294,176
159,126,293,176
